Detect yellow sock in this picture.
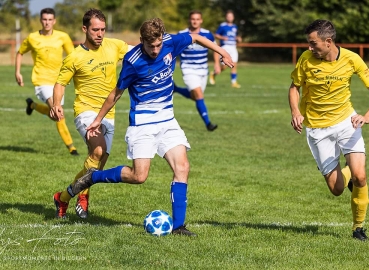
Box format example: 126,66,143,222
34,103,49,115
59,156,101,202
351,183,369,230
342,165,351,188
56,118,74,150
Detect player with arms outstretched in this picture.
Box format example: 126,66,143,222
56,17,234,236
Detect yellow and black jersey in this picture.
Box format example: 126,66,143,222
57,38,129,119
291,47,369,128
18,30,74,86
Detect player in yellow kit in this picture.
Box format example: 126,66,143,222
15,8,78,155
50,8,130,219
289,19,369,241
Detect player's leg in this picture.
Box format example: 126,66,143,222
173,82,191,99
185,74,217,131
228,47,241,88
346,152,368,240
159,119,196,236
35,86,78,155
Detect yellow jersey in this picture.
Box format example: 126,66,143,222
291,47,369,128
57,38,128,119
18,30,74,86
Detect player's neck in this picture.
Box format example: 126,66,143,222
83,40,100,50
324,45,339,62
188,27,200,34
40,29,53,36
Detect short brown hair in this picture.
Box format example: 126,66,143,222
189,10,202,19
305,19,336,41
83,8,106,27
40,8,55,18
140,18,166,43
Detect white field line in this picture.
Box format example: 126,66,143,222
0,221,352,229
0,107,279,115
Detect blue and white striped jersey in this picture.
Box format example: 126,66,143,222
117,33,193,126
178,28,215,76
216,22,238,47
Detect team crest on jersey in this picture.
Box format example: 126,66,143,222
163,53,172,65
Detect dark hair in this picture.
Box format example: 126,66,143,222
226,10,234,16
40,8,55,18
189,10,202,19
140,18,166,43
83,8,106,27
304,19,336,41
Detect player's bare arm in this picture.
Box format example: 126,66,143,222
86,87,124,139
190,34,234,68
288,82,304,134
50,83,66,121
15,52,24,86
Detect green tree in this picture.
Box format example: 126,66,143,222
98,0,123,32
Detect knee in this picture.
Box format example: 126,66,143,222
352,174,367,188
174,160,190,176
133,173,149,184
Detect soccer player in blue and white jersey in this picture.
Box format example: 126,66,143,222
209,10,242,88
61,18,234,236
174,10,221,131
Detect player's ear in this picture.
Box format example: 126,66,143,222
82,25,87,33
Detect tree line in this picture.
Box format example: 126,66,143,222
1,0,369,61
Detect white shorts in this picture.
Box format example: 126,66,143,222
35,85,64,105
125,118,191,160
221,45,238,63
306,112,365,175
183,74,208,92
74,111,115,154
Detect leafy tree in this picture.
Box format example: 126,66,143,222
98,0,123,32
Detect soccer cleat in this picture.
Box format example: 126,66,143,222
348,179,353,192
353,227,367,241
206,122,218,132
26,98,34,115
70,149,79,156
231,82,241,89
209,71,215,85
53,192,69,219
172,225,197,237
75,194,89,219
72,168,97,196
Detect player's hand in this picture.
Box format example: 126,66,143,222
291,114,304,134
49,105,64,121
220,52,235,69
351,114,366,129
15,73,24,86
86,120,102,140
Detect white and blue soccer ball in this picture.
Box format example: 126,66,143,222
143,210,173,236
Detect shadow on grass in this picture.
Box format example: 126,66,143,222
0,203,141,227
198,220,341,237
0,145,38,153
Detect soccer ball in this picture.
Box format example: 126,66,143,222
143,210,173,236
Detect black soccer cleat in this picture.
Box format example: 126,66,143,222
71,168,97,196
206,122,218,132
26,98,34,115
172,225,197,237
70,149,79,156
353,227,367,241
75,194,89,219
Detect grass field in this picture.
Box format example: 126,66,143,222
1,63,369,269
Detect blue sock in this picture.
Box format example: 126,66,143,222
91,166,124,184
231,73,237,83
173,83,191,99
195,99,210,125
171,182,187,230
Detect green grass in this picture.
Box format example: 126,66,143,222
1,63,369,269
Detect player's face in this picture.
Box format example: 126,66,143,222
226,12,234,23
83,18,106,49
306,31,331,59
40,13,55,32
189,13,202,31
141,37,163,59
